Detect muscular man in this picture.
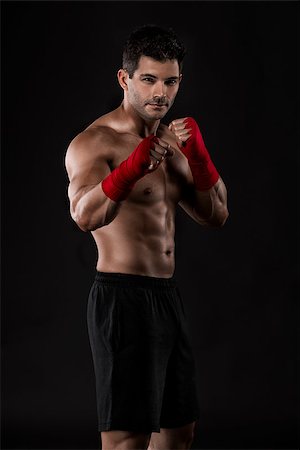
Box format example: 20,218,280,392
65,25,228,450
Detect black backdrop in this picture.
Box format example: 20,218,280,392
2,1,298,449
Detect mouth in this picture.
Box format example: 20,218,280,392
147,103,168,109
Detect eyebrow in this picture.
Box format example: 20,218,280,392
139,73,180,80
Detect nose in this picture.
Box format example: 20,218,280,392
152,81,167,99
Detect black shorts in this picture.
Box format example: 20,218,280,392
86,272,200,433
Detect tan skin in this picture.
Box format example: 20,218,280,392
65,56,228,449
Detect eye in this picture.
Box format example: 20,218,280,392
142,78,155,83
165,80,177,86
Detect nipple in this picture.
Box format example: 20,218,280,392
143,187,152,195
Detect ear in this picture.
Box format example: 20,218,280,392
117,69,129,91
179,74,183,83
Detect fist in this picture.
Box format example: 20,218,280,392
169,117,220,190
168,117,193,148
169,117,208,163
148,137,175,171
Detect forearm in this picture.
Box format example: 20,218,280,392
192,177,228,227
169,117,228,226
71,182,121,232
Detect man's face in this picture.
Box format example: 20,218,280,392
126,56,182,121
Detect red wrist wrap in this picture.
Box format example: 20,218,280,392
181,117,219,191
102,135,158,202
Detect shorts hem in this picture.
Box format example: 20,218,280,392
160,413,200,429
98,421,160,433
98,413,200,433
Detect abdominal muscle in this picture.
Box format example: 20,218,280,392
92,198,176,278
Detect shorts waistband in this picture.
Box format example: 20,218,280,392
95,271,176,289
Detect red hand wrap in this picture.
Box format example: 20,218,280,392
102,135,158,202
181,117,219,191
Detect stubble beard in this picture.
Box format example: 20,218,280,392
129,90,174,122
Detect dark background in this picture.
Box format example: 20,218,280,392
1,1,298,449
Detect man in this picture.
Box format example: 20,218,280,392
65,25,228,450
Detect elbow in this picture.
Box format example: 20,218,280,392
70,196,120,232
219,211,229,227
71,205,117,232
71,206,104,232
74,215,103,232
75,213,105,232
76,217,94,232
199,206,229,228
71,211,91,232
211,207,229,228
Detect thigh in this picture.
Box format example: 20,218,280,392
101,430,151,450
160,289,200,429
149,422,196,449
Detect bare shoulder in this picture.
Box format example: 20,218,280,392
66,125,115,159
65,107,123,163
65,125,118,175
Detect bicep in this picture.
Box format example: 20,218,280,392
65,136,111,210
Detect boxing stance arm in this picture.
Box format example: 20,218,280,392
65,131,122,232
65,130,170,232
169,117,228,227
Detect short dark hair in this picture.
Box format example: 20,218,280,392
122,24,186,78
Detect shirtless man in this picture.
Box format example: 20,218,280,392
65,25,228,450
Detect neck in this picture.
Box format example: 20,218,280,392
119,100,160,137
